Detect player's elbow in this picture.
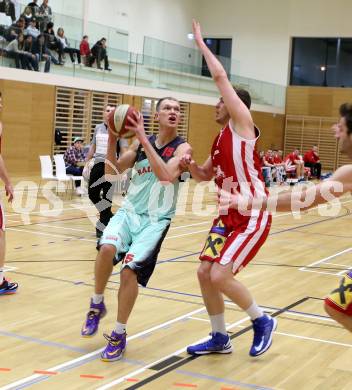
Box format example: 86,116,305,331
213,71,227,83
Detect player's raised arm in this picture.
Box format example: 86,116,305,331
192,19,253,138
126,111,192,184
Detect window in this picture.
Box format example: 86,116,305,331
201,38,232,77
290,37,352,87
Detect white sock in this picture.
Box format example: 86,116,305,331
115,321,126,334
246,302,264,321
0,268,4,283
92,293,104,304
209,313,227,336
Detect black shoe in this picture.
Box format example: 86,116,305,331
96,228,103,239
105,67,112,71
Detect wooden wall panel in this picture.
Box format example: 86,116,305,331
188,103,285,163
252,111,285,152
188,103,219,164
0,80,55,176
287,86,352,117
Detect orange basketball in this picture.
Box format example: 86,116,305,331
107,104,138,138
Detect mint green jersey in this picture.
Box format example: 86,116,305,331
122,135,185,220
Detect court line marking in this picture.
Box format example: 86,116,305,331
6,228,97,243
299,247,352,276
1,307,205,390
96,316,250,390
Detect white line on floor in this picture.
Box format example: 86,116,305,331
1,307,206,390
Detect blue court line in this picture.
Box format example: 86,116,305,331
175,369,273,390
0,330,88,353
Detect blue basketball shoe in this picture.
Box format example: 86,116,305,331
249,314,277,357
0,279,18,295
101,331,127,361
81,299,107,337
187,332,233,355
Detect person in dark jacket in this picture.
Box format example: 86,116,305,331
0,0,16,22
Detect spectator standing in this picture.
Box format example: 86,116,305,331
27,0,39,17
38,0,51,31
0,0,16,22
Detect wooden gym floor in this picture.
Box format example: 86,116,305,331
1,179,352,390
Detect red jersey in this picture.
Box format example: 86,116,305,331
264,154,274,165
80,40,91,56
304,150,319,164
285,152,299,164
211,123,268,227
273,155,282,164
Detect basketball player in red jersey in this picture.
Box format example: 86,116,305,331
183,20,276,357
0,92,17,295
223,102,352,332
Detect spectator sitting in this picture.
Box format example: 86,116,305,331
44,22,63,64
285,148,305,182
0,0,16,22
64,137,85,195
262,149,276,184
89,37,111,71
5,32,28,69
25,17,40,38
38,0,51,31
304,145,321,179
79,35,90,66
23,34,39,71
31,33,52,72
27,0,39,17
57,27,81,65
273,149,286,184
21,5,33,27
6,16,25,41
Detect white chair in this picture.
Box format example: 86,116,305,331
54,154,84,197
39,155,58,192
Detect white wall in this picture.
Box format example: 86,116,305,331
197,0,352,85
18,0,352,86
87,0,197,54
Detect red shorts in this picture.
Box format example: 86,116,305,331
199,211,271,274
0,204,4,231
325,271,352,315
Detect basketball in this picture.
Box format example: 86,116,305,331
107,104,138,138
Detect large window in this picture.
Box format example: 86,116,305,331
290,37,352,87
201,38,232,77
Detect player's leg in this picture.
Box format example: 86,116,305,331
324,304,352,332
324,271,352,332
187,220,232,355
212,213,276,357
81,209,131,337
0,205,18,296
101,217,170,361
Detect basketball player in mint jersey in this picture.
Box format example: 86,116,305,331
81,97,192,362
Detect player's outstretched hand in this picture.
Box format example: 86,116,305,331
192,19,204,49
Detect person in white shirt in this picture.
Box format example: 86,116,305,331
85,105,128,238
56,27,81,65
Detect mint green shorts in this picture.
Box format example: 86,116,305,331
100,208,170,286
